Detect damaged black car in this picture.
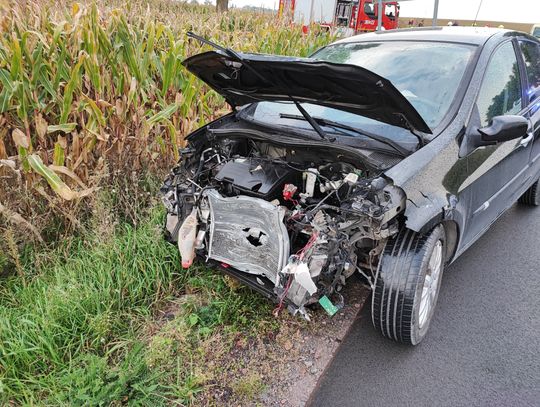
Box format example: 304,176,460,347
161,28,540,345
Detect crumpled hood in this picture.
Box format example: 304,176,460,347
183,50,432,134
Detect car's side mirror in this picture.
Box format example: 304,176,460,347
474,115,528,147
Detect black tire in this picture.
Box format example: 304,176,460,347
518,179,539,206
371,226,446,345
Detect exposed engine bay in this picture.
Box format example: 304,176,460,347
161,131,407,318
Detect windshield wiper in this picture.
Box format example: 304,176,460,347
279,113,409,157
187,32,332,142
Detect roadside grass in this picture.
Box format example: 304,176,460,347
231,373,266,401
0,208,276,405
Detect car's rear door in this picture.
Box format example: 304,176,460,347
519,38,540,179
461,40,533,246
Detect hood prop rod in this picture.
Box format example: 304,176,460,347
290,100,331,141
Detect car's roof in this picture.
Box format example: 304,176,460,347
333,26,517,46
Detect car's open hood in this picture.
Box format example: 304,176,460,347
183,51,432,134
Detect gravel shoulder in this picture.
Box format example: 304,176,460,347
172,276,371,406
259,278,369,407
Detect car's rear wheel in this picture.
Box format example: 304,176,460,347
518,178,539,206
371,226,446,345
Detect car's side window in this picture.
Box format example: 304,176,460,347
477,42,522,127
519,40,540,105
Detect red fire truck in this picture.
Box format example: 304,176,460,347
278,0,400,34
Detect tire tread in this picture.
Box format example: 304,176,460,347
372,226,444,345
518,179,539,206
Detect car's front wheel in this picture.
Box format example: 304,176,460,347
371,226,446,345
518,178,539,206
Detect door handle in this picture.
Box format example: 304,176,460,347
520,133,534,148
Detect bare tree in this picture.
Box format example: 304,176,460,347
216,0,228,13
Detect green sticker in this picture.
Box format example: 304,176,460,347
319,295,339,317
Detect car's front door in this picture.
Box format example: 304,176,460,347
519,39,540,179
461,40,533,247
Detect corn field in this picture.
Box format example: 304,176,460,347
0,0,333,245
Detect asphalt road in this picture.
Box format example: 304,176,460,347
309,204,540,407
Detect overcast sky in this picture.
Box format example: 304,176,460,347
215,0,540,24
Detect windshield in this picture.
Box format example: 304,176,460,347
385,5,397,19
241,101,420,151
312,41,475,129
364,3,375,16
533,27,540,38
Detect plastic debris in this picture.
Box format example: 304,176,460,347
319,295,339,316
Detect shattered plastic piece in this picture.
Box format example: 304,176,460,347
289,305,311,321
292,262,318,295
178,208,198,269
281,260,318,295
319,295,339,316
166,214,179,237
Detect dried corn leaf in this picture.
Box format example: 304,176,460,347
49,164,88,189
35,114,48,141
47,123,77,133
12,128,29,149
28,154,95,200
0,202,43,243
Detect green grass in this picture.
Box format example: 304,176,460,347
0,209,274,405
231,373,266,401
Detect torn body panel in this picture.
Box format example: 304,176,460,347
205,189,290,280
384,128,465,236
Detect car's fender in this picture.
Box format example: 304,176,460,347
384,125,470,263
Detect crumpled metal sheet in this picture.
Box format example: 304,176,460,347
205,189,290,283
